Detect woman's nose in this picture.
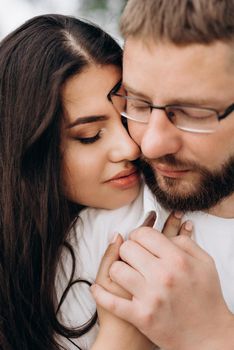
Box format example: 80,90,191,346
108,123,141,162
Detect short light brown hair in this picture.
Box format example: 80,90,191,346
120,0,234,44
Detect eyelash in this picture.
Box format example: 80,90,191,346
76,130,102,144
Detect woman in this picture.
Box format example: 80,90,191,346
0,14,147,350
0,14,187,350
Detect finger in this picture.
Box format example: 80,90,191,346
162,211,183,238
141,211,156,227
119,237,164,277
129,227,180,259
178,220,193,237
171,234,210,261
91,284,136,324
96,234,123,284
109,260,145,296
98,235,133,298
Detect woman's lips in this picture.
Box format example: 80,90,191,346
106,168,141,189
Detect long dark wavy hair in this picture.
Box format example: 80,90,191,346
0,14,122,350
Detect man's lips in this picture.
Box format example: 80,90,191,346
155,165,190,178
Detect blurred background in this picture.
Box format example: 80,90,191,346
0,0,127,43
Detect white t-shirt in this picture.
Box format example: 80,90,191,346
56,184,234,349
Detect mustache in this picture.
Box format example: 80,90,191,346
137,154,196,170
136,154,213,178
141,154,234,212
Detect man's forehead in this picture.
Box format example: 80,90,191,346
122,38,234,105
124,36,154,57
123,38,234,76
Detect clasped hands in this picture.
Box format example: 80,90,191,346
91,212,234,350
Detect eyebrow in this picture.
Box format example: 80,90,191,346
123,82,224,107
66,115,108,129
165,97,224,108
122,82,151,100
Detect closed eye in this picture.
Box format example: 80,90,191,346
75,130,102,144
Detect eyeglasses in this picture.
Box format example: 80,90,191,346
107,83,234,134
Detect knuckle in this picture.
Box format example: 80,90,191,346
152,295,164,309
139,307,155,329
162,271,175,288
107,296,119,313
174,253,188,272
109,280,130,298
176,234,190,246
138,297,162,330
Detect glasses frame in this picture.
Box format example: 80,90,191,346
107,81,234,131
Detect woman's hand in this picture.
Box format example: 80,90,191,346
91,233,154,350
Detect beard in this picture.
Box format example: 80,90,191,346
137,154,234,212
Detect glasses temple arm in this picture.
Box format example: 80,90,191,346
218,103,234,120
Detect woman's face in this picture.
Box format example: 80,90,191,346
60,64,141,209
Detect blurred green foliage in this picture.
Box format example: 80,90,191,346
79,0,128,16
81,0,109,11
81,0,127,10
77,0,128,38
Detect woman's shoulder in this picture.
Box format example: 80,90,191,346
77,183,146,237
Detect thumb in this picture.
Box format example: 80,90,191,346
96,234,123,284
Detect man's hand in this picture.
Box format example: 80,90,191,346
91,226,234,350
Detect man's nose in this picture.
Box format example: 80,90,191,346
140,109,182,159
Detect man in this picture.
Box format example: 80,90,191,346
91,0,234,349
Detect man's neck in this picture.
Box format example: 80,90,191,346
206,193,234,218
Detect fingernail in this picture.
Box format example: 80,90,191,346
142,211,156,227
174,211,183,219
185,220,193,231
109,233,119,244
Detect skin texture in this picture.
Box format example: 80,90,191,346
91,40,234,349
60,64,141,209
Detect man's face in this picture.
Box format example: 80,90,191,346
123,39,234,212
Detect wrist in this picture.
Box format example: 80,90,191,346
206,313,234,350
93,322,153,350
186,313,234,350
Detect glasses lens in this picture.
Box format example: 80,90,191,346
166,106,218,133
111,94,150,123
111,94,126,114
